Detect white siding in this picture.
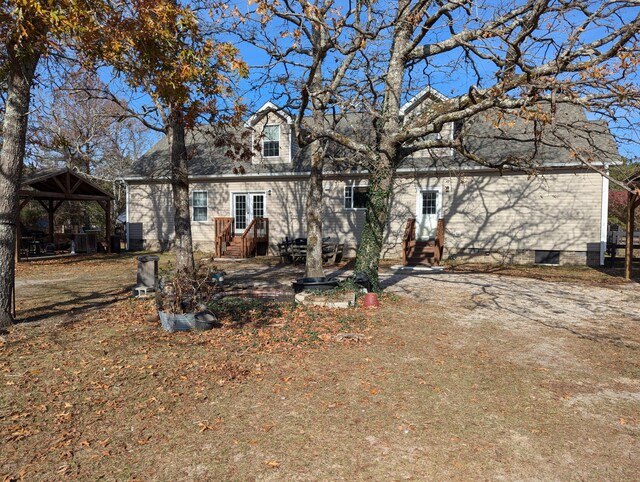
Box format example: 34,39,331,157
127,169,604,260
251,112,293,164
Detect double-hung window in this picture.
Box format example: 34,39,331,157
262,125,280,157
192,191,208,222
344,184,369,209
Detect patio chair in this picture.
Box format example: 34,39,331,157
323,243,344,264
291,245,307,264
278,241,291,263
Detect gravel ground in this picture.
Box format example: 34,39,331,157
382,270,640,350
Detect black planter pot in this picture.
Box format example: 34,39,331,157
194,320,216,331
194,311,218,331
292,277,339,294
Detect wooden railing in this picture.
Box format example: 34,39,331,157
402,217,445,265
402,218,416,266
241,217,269,258
214,217,234,257
434,218,445,264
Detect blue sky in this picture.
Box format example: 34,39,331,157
85,0,639,163
228,0,639,161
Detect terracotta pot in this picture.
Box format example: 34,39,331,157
362,292,380,308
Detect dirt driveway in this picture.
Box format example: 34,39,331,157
383,270,640,350
2,256,640,480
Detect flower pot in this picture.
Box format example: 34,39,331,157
362,292,380,308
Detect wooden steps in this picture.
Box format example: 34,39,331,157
214,217,269,259
402,218,445,267
220,236,243,258
406,240,437,266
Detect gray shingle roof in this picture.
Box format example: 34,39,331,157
124,102,620,180
125,125,310,179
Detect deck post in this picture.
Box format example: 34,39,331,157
625,191,636,280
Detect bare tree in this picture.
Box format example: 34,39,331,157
29,70,152,177
24,69,152,232
259,0,640,290
239,0,377,277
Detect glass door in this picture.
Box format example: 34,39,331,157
233,192,266,233
233,193,248,232
252,193,266,237
416,189,441,239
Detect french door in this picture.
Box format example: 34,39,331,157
416,189,441,239
232,192,265,233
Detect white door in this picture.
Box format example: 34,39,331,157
416,189,441,239
233,193,265,233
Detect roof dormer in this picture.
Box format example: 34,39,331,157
400,87,454,159
399,86,449,119
246,102,295,164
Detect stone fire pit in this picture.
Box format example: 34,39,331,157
294,290,356,309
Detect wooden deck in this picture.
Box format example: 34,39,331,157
214,217,269,258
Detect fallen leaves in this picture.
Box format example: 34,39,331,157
2,257,385,480
198,422,213,432
198,418,224,432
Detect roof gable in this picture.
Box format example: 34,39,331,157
246,101,293,127
400,86,449,117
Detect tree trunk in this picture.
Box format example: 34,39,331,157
0,50,41,326
168,105,195,275
304,140,325,278
303,17,329,279
354,156,395,292
353,20,410,292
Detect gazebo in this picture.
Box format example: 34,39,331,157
17,167,115,259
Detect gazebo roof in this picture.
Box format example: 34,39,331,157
19,167,114,201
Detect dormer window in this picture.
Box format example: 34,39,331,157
262,125,280,157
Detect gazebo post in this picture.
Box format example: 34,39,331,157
48,199,54,244
15,197,31,263
15,222,20,265
106,199,112,254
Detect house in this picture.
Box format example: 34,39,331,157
122,91,620,266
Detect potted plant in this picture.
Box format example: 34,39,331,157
156,259,223,332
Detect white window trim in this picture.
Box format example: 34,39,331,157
229,191,269,219
192,190,208,223
344,182,369,211
415,186,443,219
262,124,281,158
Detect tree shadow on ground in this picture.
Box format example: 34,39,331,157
16,285,134,324
208,297,287,329
381,270,640,350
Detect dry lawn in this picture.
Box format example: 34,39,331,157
2,255,640,480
